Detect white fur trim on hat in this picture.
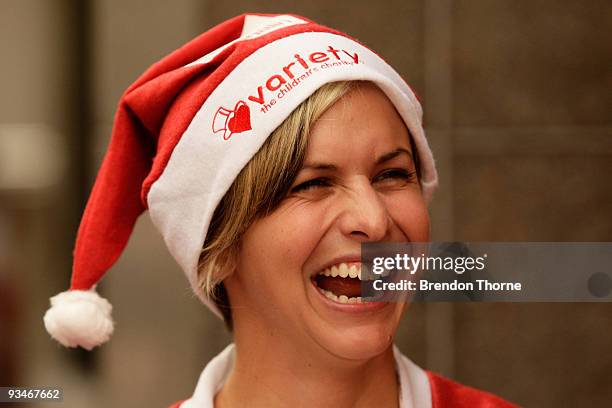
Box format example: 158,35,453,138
43,288,114,350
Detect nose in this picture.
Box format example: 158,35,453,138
337,179,389,242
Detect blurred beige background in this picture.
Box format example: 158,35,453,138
0,1,610,407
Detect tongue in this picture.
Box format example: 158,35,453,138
315,275,361,298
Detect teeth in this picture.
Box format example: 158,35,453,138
317,263,363,280
331,266,339,277
339,264,349,278
324,289,336,301
318,287,362,304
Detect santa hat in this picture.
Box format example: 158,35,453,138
43,13,438,350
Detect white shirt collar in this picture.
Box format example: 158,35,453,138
181,343,432,408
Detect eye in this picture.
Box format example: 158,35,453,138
290,177,332,193
373,168,417,184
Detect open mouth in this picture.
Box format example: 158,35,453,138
312,263,363,304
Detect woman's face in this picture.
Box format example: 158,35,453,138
226,83,430,361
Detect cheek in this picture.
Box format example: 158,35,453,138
240,204,329,280
383,190,430,241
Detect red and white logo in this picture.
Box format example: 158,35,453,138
212,100,252,140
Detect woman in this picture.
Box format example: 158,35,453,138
43,13,516,407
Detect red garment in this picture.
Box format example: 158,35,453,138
427,372,518,408
169,371,518,408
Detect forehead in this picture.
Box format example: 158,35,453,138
305,83,412,162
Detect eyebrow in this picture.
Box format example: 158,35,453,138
376,148,414,165
301,148,414,171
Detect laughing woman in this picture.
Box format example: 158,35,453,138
43,14,516,408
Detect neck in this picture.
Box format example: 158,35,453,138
215,326,399,408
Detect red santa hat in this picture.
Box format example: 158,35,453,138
43,13,438,350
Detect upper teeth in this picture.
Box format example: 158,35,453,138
318,263,362,280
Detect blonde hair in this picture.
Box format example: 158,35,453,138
197,81,356,327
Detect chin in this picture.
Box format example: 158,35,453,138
307,302,406,362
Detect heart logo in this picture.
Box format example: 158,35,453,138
227,103,251,134
212,100,253,140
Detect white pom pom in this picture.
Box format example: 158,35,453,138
43,288,114,350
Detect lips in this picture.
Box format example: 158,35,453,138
310,260,395,306
309,262,391,313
